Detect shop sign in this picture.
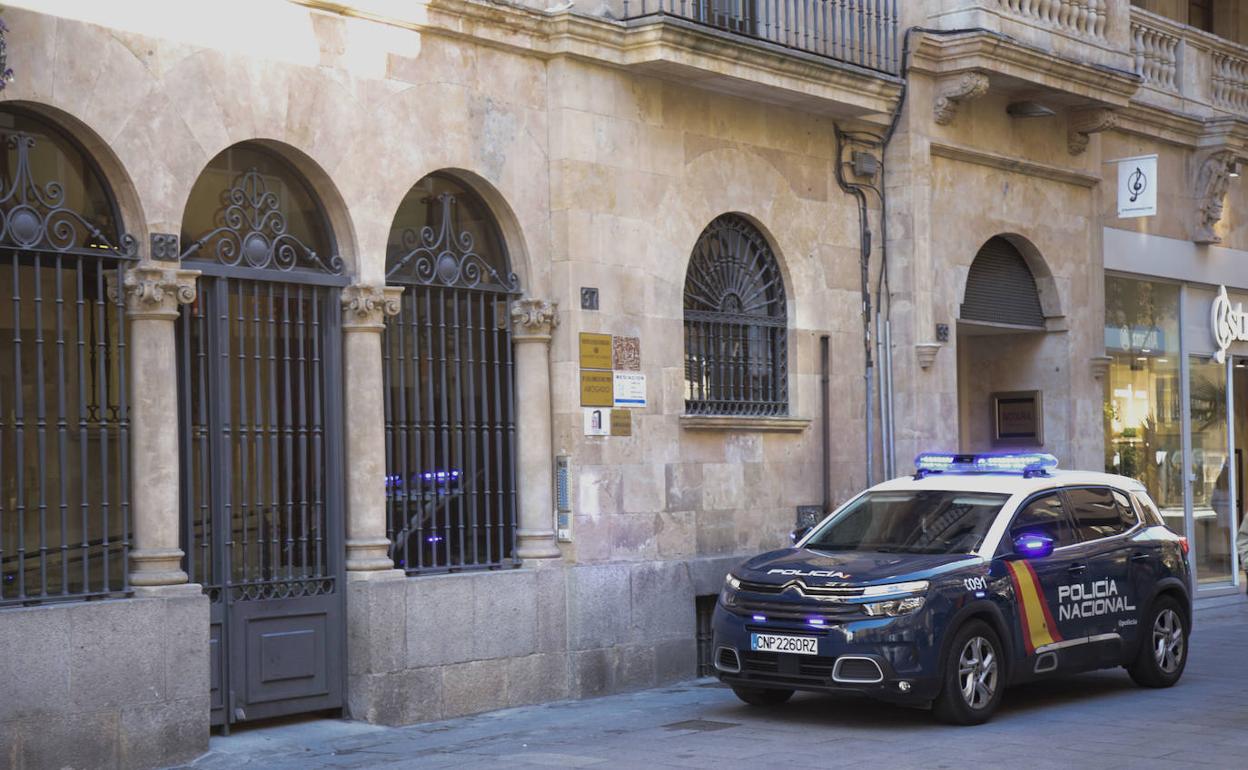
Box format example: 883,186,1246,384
579,333,613,370
580,370,614,407
1104,325,1164,353
609,409,632,437
1115,154,1157,218
992,391,1043,445
1212,285,1248,364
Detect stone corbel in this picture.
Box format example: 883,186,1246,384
933,73,990,126
511,298,559,341
916,342,941,370
1194,149,1237,245
342,284,403,331
111,265,200,320
1090,355,1112,381
1068,108,1117,156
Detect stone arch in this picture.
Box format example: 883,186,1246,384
0,100,148,248
177,139,355,277
960,233,1062,329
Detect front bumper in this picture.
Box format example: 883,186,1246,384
711,602,941,702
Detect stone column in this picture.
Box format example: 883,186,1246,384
342,284,405,572
511,298,561,559
122,264,200,587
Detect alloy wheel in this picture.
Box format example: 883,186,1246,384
958,635,998,710
1153,608,1185,674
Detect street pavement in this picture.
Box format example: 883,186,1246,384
180,597,1248,770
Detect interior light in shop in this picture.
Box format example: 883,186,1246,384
1136,357,1147,362
1157,358,1168,363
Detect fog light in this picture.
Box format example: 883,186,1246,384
898,681,911,692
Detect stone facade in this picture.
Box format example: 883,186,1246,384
5,0,1248,767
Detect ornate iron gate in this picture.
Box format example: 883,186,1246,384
177,158,347,727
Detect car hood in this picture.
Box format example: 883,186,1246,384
736,548,981,587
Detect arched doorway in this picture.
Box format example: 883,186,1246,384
0,107,136,606
956,236,1060,455
176,143,348,727
382,173,520,574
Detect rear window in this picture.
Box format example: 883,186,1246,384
1066,487,1137,540
805,490,1010,555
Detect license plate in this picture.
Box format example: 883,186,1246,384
750,633,818,655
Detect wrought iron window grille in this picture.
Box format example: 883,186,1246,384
683,214,788,417
180,167,343,275
383,179,519,575
1,129,135,607
387,193,520,293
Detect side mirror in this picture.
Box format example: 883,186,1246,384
790,526,812,545
1013,533,1055,559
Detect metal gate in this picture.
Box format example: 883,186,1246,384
177,159,347,727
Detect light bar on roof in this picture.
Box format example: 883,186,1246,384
914,452,1058,476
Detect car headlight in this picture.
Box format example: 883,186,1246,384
862,596,926,617
720,573,741,607
860,580,929,598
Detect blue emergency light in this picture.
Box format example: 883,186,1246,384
913,452,1058,478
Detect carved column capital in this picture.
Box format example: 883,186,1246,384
1068,108,1118,155
1194,149,1237,245
113,265,200,320
933,73,990,126
511,298,559,342
342,284,404,331
916,342,942,370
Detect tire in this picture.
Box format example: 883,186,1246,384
933,620,1005,725
731,685,794,707
1127,596,1188,688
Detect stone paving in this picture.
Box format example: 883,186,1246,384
180,598,1248,770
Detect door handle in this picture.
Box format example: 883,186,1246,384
1067,563,1087,574
1131,552,1151,562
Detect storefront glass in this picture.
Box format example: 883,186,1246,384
1189,356,1234,584
1104,277,1184,533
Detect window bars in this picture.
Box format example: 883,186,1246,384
0,130,137,606
383,179,520,575
683,214,788,417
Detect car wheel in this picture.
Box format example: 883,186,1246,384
731,686,794,707
1127,595,1188,688
933,620,1005,725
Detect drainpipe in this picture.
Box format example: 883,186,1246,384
821,335,832,513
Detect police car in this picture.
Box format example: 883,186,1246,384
712,452,1192,724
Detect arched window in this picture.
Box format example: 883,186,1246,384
960,236,1045,328
0,107,136,606
683,214,787,416
383,173,519,574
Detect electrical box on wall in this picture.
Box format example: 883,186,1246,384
556,455,572,542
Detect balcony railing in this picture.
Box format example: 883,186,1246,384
997,0,1109,39
621,0,901,75
1129,6,1248,118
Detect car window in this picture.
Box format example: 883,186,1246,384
804,490,1010,554
1111,490,1140,530
1132,492,1166,527
1066,487,1134,541
1008,493,1078,549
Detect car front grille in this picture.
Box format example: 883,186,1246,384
733,598,866,622
740,651,838,683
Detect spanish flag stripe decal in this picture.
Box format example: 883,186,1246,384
1005,561,1062,654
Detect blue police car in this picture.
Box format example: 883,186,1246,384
712,453,1192,724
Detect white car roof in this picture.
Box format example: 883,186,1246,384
868,469,1148,497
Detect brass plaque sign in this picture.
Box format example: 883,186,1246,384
580,370,614,407
579,332,613,370
610,409,632,437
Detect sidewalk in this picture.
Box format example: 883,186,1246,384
181,599,1248,770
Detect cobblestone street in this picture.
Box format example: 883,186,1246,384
181,598,1248,770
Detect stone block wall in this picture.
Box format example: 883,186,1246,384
0,588,209,770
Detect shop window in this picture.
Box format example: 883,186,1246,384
683,214,788,417
1190,355,1233,584
1104,277,1184,533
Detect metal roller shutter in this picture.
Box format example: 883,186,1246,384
960,236,1045,328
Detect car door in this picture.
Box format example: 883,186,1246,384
999,492,1091,674
1062,487,1141,662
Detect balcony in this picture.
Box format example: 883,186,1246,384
1129,6,1248,121
619,0,901,75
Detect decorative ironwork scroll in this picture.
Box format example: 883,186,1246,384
180,167,343,274
387,193,518,292
0,132,136,257
684,214,786,322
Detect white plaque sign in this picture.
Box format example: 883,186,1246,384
612,372,646,408
1212,285,1248,364
1116,154,1158,218
583,407,609,436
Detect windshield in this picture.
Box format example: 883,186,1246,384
804,490,1010,555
